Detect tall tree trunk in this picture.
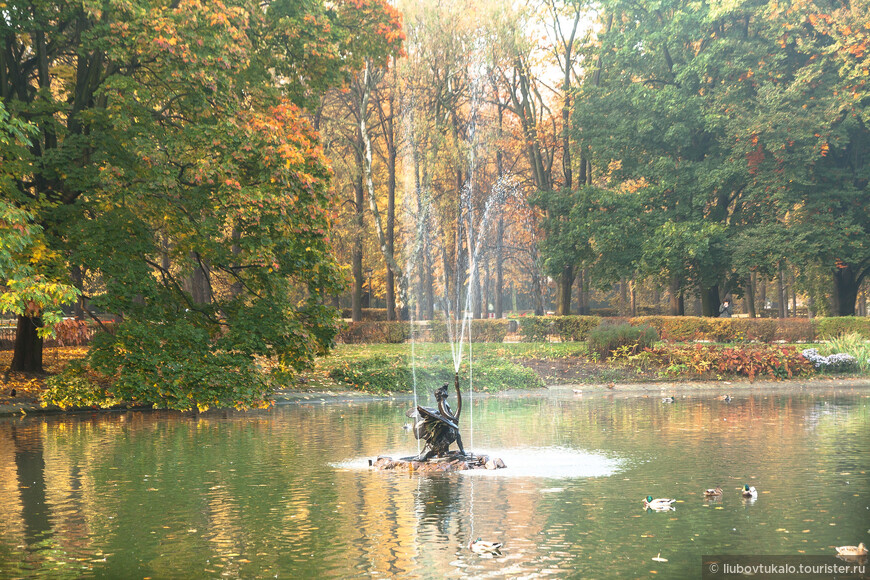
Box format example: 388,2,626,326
858,287,867,317
11,316,44,373
383,90,398,321
832,264,861,316
745,273,757,318
71,265,85,319
776,264,788,318
701,285,720,317
352,171,364,322
424,239,435,320
185,252,211,305
385,144,397,320
669,275,681,316
629,278,637,317
790,271,798,317
618,277,628,316
495,216,504,318
556,265,574,315
759,276,767,312
454,168,465,318
532,271,545,316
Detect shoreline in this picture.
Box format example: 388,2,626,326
3,376,867,418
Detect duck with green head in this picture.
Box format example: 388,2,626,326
644,496,676,510
469,538,503,555
741,484,758,498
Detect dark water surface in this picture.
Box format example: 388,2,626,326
1,385,868,578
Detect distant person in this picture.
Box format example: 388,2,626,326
719,300,732,318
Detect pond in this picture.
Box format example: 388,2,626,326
1,385,868,578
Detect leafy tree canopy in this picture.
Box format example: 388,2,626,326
1,0,403,408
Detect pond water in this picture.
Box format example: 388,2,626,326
1,385,868,578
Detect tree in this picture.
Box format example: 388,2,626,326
2,0,402,408
1,102,79,372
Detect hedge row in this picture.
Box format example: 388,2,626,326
335,319,510,344
336,316,870,344
630,316,870,342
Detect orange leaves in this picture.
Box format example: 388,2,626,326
746,145,765,175
807,13,832,27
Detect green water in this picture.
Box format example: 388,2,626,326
0,386,868,578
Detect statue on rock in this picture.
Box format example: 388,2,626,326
406,378,465,461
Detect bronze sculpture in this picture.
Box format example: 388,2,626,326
406,376,465,461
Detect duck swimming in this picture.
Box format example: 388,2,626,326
469,538,503,555
741,484,758,499
644,496,676,510
835,543,867,557
704,486,723,497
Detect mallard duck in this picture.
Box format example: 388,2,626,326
741,484,758,498
836,543,868,557
469,538,503,555
704,486,723,497
644,496,676,510
662,396,675,403
720,394,732,402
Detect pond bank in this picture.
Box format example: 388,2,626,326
3,376,867,417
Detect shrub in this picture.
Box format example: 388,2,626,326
707,319,738,342
552,316,602,341
336,321,410,344
41,361,123,409
519,317,554,342
801,348,857,373
773,319,816,342
818,332,870,374
643,344,814,380
631,316,709,342
591,308,618,317
733,318,778,343
340,308,391,321
716,345,814,379
428,319,509,343
588,323,658,359
816,317,870,340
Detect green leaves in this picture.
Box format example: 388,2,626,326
3,0,402,407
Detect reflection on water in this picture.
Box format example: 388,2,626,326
0,386,868,578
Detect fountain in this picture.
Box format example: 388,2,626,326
369,47,511,474
370,374,506,472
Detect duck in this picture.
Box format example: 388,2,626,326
720,394,731,402
644,496,676,510
741,484,758,498
704,486,723,497
662,396,675,403
835,543,868,557
469,538,503,555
